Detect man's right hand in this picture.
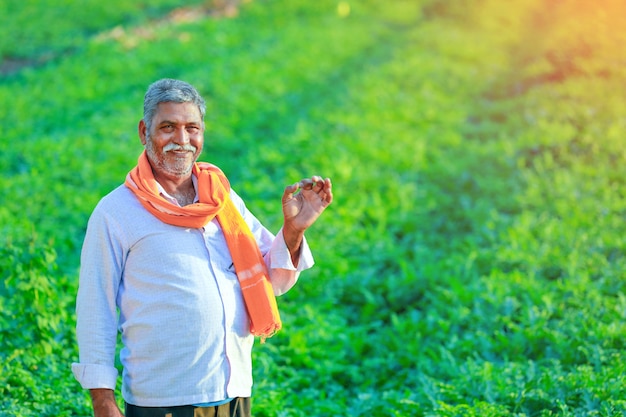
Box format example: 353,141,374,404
90,389,124,417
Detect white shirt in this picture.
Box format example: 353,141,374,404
71,182,313,407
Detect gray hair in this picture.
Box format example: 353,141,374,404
143,78,206,134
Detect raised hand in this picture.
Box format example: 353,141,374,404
282,176,333,233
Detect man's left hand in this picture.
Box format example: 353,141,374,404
282,176,333,233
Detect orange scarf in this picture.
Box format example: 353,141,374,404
125,151,281,340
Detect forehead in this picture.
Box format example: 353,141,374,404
153,101,203,123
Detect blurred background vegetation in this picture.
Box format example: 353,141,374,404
1,0,625,415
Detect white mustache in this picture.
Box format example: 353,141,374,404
163,143,197,153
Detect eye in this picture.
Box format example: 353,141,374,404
161,124,174,133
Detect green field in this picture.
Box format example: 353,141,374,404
2,0,626,415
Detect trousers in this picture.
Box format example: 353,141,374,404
125,398,251,417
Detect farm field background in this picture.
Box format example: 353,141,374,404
1,0,626,416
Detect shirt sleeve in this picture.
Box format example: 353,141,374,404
267,227,314,295
71,363,118,390
72,204,124,390
230,189,315,296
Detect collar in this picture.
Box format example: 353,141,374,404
156,175,200,207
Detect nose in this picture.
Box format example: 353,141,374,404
173,126,190,145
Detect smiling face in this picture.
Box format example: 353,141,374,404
139,101,205,181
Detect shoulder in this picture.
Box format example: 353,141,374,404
93,185,139,213
88,185,148,229
195,161,246,212
196,162,231,192
196,162,225,174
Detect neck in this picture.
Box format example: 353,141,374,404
153,171,196,206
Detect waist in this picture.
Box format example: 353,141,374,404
125,397,251,417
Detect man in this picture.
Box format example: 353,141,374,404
72,78,333,417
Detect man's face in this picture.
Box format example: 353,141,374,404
140,101,204,180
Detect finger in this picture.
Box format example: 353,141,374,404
282,182,300,203
311,175,324,191
323,188,333,205
322,178,333,204
286,181,300,193
298,178,316,190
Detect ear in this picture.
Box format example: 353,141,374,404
138,120,148,145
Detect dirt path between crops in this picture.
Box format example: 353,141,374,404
0,0,241,76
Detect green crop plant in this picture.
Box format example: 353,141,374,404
1,0,625,415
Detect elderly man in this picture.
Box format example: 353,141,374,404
72,78,333,417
